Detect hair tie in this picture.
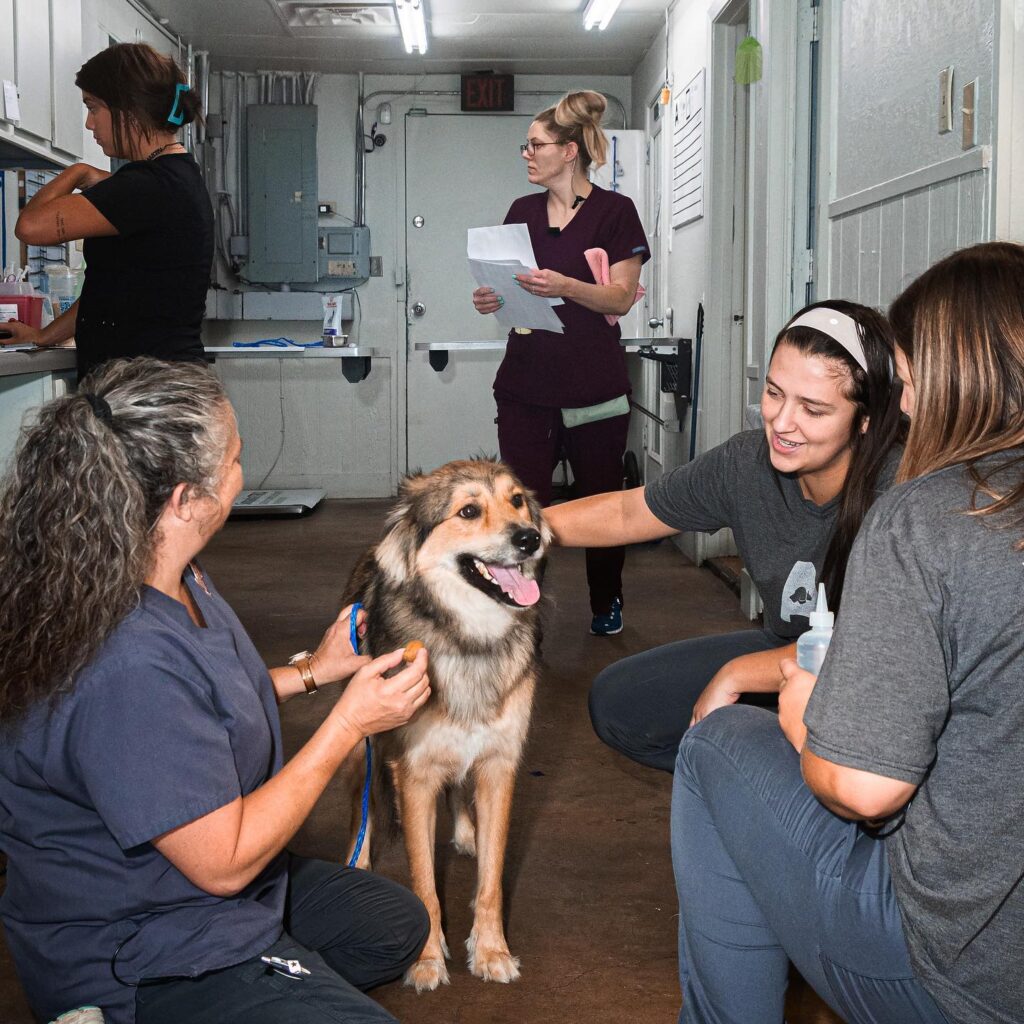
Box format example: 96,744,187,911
84,392,113,425
167,83,189,126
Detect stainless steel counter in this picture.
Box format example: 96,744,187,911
204,345,381,383
0,347,76,378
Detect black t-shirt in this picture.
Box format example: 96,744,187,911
77,154,214,380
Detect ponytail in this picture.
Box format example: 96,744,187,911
0,359,229,723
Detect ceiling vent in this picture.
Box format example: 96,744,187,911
271,2,397,29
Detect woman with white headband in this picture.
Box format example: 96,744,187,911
543,299,903,769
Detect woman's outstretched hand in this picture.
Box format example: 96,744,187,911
332,647,431,738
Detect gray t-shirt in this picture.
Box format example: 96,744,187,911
646,430,841,638
805,456,1024,1024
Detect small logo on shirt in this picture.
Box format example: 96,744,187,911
781,561,817,622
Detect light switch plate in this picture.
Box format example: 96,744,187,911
939,66,953,134
962,79,978,149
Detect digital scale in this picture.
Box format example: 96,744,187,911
230,488,325,518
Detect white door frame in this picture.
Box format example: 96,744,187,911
698,0,803,564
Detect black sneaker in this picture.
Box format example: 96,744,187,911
590,598,623,636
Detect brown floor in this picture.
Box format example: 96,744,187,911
0,500,842,1024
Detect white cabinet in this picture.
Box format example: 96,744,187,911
51,0,83,157
0,0,83,164
13,0,51,142
0,0,14,92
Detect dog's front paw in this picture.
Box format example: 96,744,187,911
466,934,521,984
404,956,451,992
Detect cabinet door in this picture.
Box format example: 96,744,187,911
14,0,51,141
0,0,14,96
50,0,82,156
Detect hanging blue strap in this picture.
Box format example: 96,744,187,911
347,602,372,869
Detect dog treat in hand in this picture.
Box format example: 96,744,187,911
403,640,425,663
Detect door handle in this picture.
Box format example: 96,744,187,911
648,317,663,329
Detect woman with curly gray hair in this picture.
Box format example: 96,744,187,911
0,359,430,1024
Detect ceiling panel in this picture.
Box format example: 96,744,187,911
141,0,666,75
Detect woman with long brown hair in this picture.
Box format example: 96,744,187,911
1,42,213,381
672,241,1024,1023
545,299,904,772
0,359,430,1024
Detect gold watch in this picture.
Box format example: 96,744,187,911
288,650,318,695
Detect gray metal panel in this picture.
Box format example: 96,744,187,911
246,104,318,283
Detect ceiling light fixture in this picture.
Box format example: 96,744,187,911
395,0,428,54
583,0,623,31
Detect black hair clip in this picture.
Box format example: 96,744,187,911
84,392,114,425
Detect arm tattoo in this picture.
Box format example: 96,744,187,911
56,211,67,244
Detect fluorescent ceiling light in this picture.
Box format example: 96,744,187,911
583,0,623,31
395,0,428,54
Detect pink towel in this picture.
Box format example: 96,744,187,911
584,247,646,326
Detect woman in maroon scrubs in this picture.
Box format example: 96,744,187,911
472,90,650,636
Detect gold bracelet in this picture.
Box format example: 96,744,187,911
288,650,318,695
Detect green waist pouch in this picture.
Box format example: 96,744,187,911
560,394,630,429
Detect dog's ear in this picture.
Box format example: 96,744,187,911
377,471,446,582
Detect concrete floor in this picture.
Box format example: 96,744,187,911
0,499,842,1023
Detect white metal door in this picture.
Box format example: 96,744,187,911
405,112,534,472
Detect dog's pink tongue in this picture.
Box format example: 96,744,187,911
487,565,541,607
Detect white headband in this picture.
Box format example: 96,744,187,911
787,308,869,372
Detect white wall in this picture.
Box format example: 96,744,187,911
202,72,633,496
823,0,997,306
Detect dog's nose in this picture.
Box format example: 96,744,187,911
511,528,541,555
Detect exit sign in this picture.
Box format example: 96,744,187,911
461,74,514,112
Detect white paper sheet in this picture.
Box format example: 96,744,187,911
467,257,564,333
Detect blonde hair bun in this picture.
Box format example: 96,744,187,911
552,90,608,170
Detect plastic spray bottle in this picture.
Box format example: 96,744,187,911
796,583,834,674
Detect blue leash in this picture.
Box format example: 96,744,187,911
347,602,372,868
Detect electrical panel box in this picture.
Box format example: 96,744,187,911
318,226,371,284
246,105,319,283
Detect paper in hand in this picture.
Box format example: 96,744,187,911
468,224,565,334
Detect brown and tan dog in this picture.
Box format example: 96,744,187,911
341,458,549,991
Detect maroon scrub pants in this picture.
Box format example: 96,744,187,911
496,397,629,615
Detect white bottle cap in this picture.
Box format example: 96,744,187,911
808,582,834,629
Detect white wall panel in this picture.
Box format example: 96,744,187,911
878,198,904,303
856,204,881,308
214,356,393,498
828,166,988,308
835,0,995,199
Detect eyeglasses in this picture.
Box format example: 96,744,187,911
520,141,560,156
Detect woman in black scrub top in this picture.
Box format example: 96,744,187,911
2,42,213,381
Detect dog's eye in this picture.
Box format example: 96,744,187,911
458,504,480,519
510,493,524,509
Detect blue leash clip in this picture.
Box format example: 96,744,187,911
348,602,372,869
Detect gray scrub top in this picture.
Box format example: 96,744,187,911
0,568,287,1024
